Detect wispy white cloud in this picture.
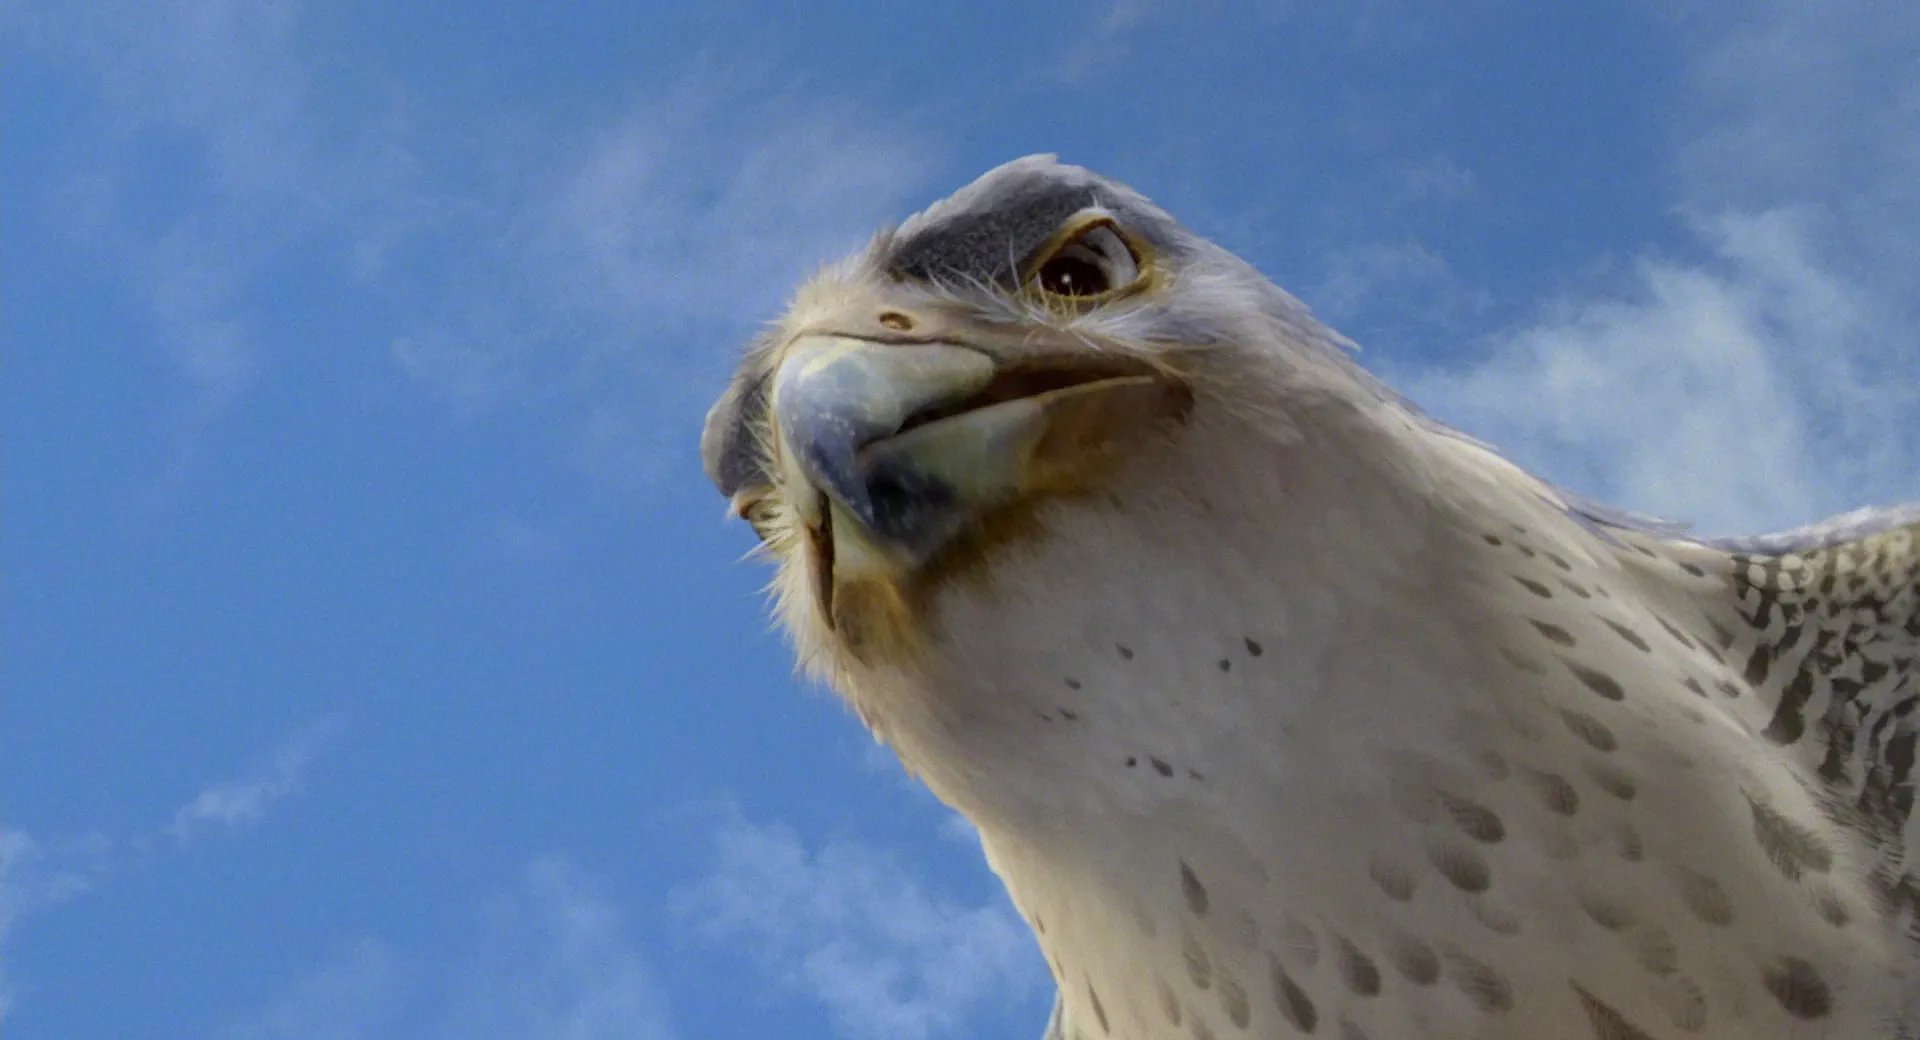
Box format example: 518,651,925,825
7,0,425,511
1401,208,1914,534
472,514,567,567
1299,151,1492,352
1052,0,1158,83
1674,2,1920,267
3,719,339,942
1386,153,1476,205
672,808,1043,1040
14,0,332,192
12,0,415,401
171,717,345,844
0,830,114,950
2,719,341,1018
220,940,409,1040
221,858,676,1040
1054,0,1440,83
15,0,938,501
440,859,676,1040
1314,239,1475,329
390,76,936,496
525,85,932,332
1396,4,1920,536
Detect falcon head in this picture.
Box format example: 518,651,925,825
703,155,1418,745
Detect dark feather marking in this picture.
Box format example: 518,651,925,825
1584,760,1638,801
1269,955,1318,1032
1219,973,1251,1029
1184,932,1213,990
1334,934,1381,997
1573,982,1661,1040
1561,709,1618,752
1656,615,1696,649
1761,668,1815,744
1428,842,1491,892
702,366,772,497
1439,791,1508,842
1369,858,1415,901
1578,891,1635,931
1748,794,1834,879
1158,976,1183,1025
1671,867,1735,926
1180,859,1210,916
1087,982,1110,1034
1387,936,1439,985
1761,956,1833,1020
1605,619,1651,652
1533,621,1576,646
1564,660,1627,701
1525,770,1580,816
1446,951,1513,1012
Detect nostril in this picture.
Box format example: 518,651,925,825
877,311,915,331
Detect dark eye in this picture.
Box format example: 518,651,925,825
1037,253,1109,296
1031,223,1141,300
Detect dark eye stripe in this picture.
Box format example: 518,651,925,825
888,184,1104,287
702,367,772,498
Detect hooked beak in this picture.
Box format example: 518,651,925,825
769,334,1188,634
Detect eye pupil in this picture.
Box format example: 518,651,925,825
1038,255,1109,297
1028,222,1141,301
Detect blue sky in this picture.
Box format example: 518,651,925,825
5,2,1918,1038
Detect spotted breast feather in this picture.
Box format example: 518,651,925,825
1693,508,1920,940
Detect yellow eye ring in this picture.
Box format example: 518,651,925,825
1021,213,1154,308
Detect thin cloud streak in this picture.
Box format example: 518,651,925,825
392,79,937,496
2,719,341,1018
12,0,416,402
0,830,114,947
1398,4,1920,536
171,717,345,844
15,0,937,501
221,858,677,1040
671,808,1043,1040
1402,208,1913,536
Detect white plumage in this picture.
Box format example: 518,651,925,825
703,156,1920,1039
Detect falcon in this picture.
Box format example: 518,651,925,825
700,156,1920,1039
